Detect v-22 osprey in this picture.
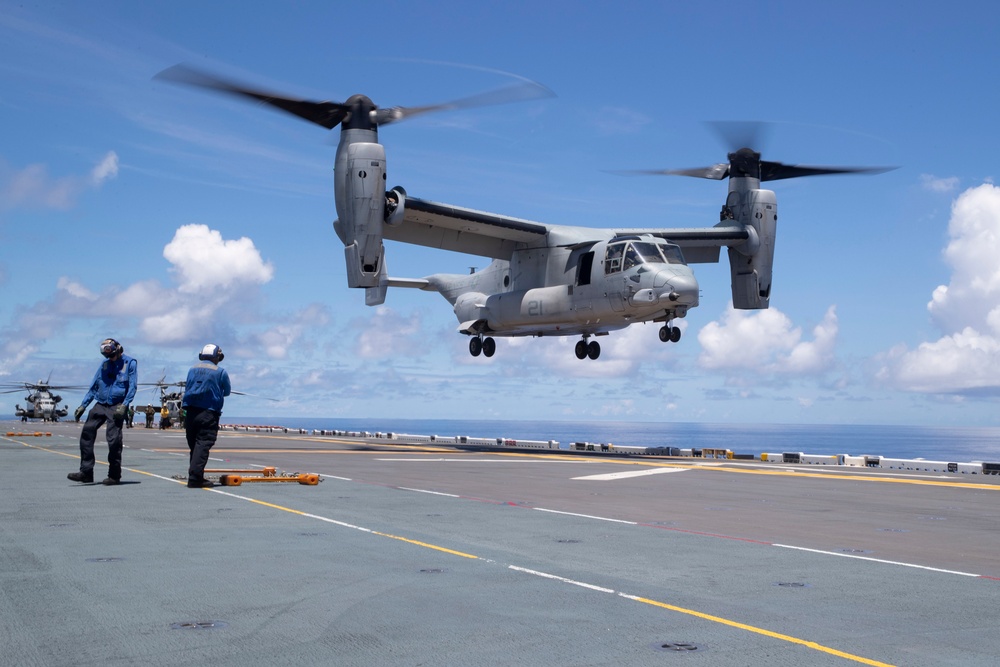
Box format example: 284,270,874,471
157,65,888,360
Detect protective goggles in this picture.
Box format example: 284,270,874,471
100,339,119,358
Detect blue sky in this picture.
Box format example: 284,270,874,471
2,1,999,426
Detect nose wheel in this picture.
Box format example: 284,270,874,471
469,336,496,358
659,324,682,343
575,339,601,360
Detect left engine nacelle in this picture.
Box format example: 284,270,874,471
333,138,386,288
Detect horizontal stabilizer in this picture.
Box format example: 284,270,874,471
384,277,432,289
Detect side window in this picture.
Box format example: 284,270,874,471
577,251,594,286
604,243,624,274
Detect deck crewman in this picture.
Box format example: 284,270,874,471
182,344,231,489
68,338,138,486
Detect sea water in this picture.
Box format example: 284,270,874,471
229,417,1000,463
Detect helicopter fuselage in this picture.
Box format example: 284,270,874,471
425,235,698,338
15,390,68,421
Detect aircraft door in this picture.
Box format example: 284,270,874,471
576,251,594,287
572,251,595,320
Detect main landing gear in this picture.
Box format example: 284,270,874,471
469,336,496,358
575,338,600,360
658,324,682,343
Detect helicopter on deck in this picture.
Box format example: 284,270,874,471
138,375,274,427
136,377,185,427
2,377,86,421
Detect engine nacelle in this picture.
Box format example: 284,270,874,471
334,135,386,288
726,189,777,309
384,186,406,227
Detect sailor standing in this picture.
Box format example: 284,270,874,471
68,338,137,485
182,344,231,489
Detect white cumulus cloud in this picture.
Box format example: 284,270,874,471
926,184,1000,334
163,224,274,294
697,305,838,379
0,225,278,372
876,183,1000,395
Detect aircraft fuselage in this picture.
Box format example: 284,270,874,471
427,235,698,338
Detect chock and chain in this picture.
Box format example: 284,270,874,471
172,466,321,486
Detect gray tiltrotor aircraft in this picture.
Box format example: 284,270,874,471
158,66,888,360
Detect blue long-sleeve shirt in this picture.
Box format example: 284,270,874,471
80,354,138,407
182,361,231,414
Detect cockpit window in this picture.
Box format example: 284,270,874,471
606,241,686,274
631,242,665,264
661,244,686,264
623,244,642,270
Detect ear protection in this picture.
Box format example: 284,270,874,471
199,344,224,363
100,338,123,358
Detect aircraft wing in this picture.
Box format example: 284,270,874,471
385,190,750,264
386,194,550,259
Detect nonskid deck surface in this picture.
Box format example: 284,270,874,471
5,420,1000,667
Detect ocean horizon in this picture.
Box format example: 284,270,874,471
224,417,1000,464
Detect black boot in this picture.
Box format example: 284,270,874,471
68,471,93,483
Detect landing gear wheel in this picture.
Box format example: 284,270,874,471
469,337,483,357
587,340,601,360
482,337,496,358
659,325,682,343
575,340,588,360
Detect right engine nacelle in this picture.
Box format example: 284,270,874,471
727,188,777,309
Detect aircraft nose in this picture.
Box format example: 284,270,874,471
658,272,699,307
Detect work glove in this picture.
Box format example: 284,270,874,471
74,406,85,422
114,404,128,419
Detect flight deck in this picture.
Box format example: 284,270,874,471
4,420,1000,666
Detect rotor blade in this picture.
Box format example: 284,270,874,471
375,80,555,125
617,161,892,182
760,161,896,182
708,121,769,151
155,64,349,130
231,390,279,401
0,388,29,395
611,164,730,180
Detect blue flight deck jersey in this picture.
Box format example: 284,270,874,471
81,354,138,407
182,361,232,414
